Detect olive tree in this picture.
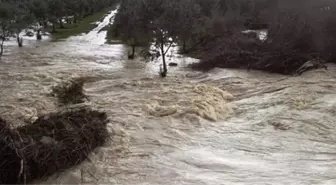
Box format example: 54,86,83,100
12,1,34,47
0,2,14,56
116,0,149,59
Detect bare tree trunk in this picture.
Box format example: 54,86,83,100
59,19,65,29
36,30,42,40
114,26,119,37
128,44,135,59
182,40,186,53
160,42,167,77
52,23,56,33
66,16,71,24
16,35,23,47
0,39,4,57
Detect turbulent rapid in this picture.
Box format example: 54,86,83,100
0,10,336,185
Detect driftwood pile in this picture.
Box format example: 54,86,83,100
0,108,109,184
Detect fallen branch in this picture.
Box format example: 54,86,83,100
0,107,109,184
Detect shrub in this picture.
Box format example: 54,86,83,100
51,78,87,105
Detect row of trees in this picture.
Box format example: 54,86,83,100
0,0,117,56
113,0,273,77
114,0,336,76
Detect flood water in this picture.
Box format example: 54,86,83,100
1,9,336,185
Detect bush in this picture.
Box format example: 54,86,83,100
51,78,87,105
0,107,109,184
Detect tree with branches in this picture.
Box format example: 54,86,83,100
0,1,14,57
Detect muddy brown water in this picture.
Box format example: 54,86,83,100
1,10,336,185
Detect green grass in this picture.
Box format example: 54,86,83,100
48,9,111,41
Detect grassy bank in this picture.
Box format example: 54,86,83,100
48,9,111,41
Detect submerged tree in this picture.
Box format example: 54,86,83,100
173,0,202,53
145,0,181,77
116,0,149,59
12,1,34,47
30,0,49,40
47,0,66,31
